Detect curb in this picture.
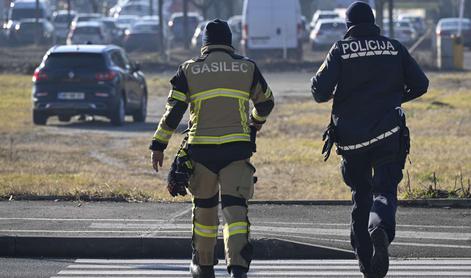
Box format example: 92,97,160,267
1,198,469,208
0,236,355,260
249,199,471,208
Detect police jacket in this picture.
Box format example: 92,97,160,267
150,44,274,153
311,23,429,151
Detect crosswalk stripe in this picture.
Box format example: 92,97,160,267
74,258,471,265
52,259,471,278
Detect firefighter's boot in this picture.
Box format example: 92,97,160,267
230,266,248,278
190,261,215,278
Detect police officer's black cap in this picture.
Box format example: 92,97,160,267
345,1,375,28
202,19,232,47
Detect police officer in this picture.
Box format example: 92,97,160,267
150,19,274,278
311,2,428,278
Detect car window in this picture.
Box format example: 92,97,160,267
11,8,45,20
132,24,159,32
75,26,101,35
120,51,131,69
110,51,126,69
320,22,345,31
54,14,74,24
44,53,106,69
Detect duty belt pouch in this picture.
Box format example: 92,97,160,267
167,134,193,197
398,113,411,169
250,126,257,153
321,119,337,161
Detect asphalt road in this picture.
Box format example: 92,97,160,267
0,258,71,278
2,258,471,278
1,201,470,258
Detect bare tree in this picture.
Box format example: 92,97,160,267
189,0,215,19
90,0,100,14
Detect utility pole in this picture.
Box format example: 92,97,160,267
375,0,384,30
388,0,394,39
158,0,166,58
0,0,4,25
149,0,154,16
35,0,40,44
183,0,189,49
67,0,71,29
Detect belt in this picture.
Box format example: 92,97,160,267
337,126,400,151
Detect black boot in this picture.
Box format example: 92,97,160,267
230,266,248,278
190,261,215,278
370,227,389,278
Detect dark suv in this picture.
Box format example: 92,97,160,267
32,45,147,126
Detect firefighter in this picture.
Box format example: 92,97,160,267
150,19,274,278
311,2,428,278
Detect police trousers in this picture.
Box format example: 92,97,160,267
340,135,403,273
187,156,255,270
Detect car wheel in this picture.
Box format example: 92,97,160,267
33,110,48,125
58,115,71,122
132,93,147,123
110,96,125,126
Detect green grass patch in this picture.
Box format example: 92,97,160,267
1,72,471,200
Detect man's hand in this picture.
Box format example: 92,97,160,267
151,151,164,173
251,123,263,131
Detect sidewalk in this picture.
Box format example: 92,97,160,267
0,201,470,258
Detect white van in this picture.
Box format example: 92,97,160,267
242,0,303,60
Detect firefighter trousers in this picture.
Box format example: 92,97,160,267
188,159,255,270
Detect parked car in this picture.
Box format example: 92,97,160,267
310,18,345,50
52,10,77,41
124,22,160,52
310,10,340,30
191,21,208,49
168,12,203,45
10,19,55,45
383,20,418,46
436,17,471,46
71,13,102,29
228,15,242,48
67,21,110,45
32,44,148,126
5,0,53,41
399,15,427,36
114,3,151,17
242,0,303,60
8,0,52,20
115,15,138,31
299,15,309,42
100,17,125,45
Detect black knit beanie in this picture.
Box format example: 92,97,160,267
202,19,232,47
345,1,375,28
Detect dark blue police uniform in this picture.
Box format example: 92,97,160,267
310,2,429,277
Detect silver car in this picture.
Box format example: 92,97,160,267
310,18,346,50
67,21,110,45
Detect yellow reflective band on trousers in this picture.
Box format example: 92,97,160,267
170,90,188,103
194,222,218,238
251,109,267,122
188,133,251,145
224,221,249,237
153,126,173,143
239,99,250,133
264,87,272,98
190,88,250,103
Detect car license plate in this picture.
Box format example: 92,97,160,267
58,92,85,100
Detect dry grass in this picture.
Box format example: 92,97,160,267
1,72,471,200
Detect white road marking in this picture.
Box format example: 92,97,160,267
2,218,469,230
51,259,471,278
